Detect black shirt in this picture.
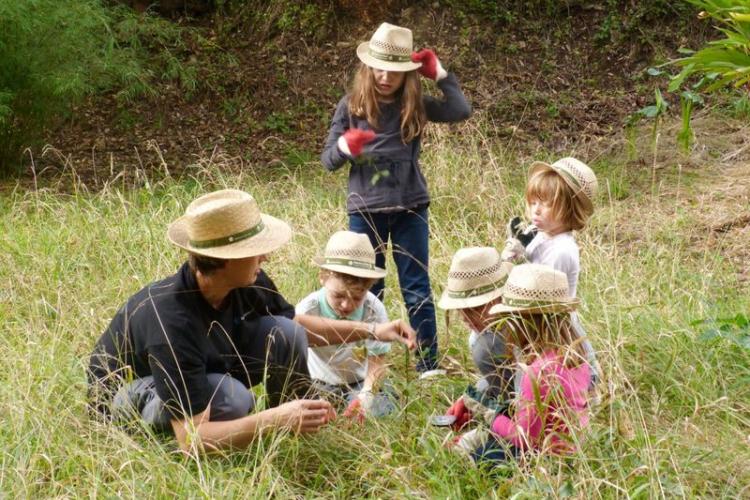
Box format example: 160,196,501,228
88,262,295,418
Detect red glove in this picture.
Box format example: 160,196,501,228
410,49,447,81
445,397,472,431
343,398,366,424
339,128,375,157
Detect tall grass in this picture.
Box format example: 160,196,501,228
2,116,749,497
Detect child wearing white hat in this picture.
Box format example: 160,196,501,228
457,264,593,465
437,247,514,430
502,157,600,382
295,231,395,421
321,22,472,373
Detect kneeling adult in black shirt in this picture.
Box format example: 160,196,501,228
88,189,416,453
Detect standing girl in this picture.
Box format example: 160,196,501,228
321,22,472,372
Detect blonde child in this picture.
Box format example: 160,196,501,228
295,231,394,420
458,264,592,464
502,157,600,381
321,22,472,372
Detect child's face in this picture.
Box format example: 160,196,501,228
321,275,368,319
528,198,568,236
458,302,496,332
371,68,406,99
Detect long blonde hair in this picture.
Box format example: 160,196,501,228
348,63,426,144
498,313,587,368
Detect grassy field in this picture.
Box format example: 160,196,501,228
2,113,749,498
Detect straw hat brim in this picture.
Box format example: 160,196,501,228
356,42,422,72
314,256,386,279
167,213,292,259
438,286,504,310
489,298,580,315
528,161,594,212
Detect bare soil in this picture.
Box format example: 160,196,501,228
27,3,710,185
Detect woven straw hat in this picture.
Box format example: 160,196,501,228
489,264,579,315
314,230,386,279
438,247,514,310
529,157,598,213
357,22,422,72
167,189,292,259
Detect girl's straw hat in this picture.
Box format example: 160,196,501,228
438,247,514,310
314,231,386,279
529,157,598,212
489,264,579,315
167,189,292,259
357,22,422,72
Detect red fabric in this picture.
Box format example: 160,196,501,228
342,128,375,157
343,398,365,423
445,397,472,431
411,49,439,80
491,351,591,453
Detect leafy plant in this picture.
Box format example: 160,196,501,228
693,313,750,349
665,1,750,149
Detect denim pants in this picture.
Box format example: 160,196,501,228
349,207,438,371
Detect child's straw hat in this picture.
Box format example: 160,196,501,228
529,157,598,212
357,22,422,72
167,189,292,259
489,264,579,315
314,231,386,279
438,247,514,310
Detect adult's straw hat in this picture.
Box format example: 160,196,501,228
314,230,386,279
357,22,422,72
167,189,292,259
438,247,514,310
529,157,598,213
489,264,579,315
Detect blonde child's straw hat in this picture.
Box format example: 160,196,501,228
489,264,579,315
357,22,422,72
438,247,514,310
167,189,292,259
529,157,598,212
314,230,386,279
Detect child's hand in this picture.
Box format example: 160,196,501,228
410,49,448,81
338,128,376,157
446,397,472,431
507,216,538,247
343,395,367,424
501,216,537,263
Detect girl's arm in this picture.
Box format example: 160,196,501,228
423,73,472,123
321,97,352,171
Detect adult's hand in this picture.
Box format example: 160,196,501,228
373,319,417,350
338,128,376,157
269,399,335,434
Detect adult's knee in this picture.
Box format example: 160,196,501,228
262,316,308,354
206,373,254,421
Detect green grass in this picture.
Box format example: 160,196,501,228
2,117,749,497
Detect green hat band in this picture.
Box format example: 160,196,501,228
503,297,568,309
447,279,506,299
190,221,265,248
554,167,583,191
368,48,412,63
323,257,376,270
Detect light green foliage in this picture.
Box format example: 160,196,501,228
2,116,749,496
0,1,195,171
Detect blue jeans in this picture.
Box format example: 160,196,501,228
349,207,438,371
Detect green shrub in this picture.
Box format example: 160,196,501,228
0,1,193,172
